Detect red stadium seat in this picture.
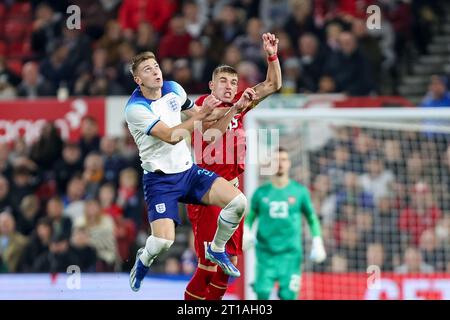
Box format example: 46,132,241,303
7,40,31,58
0,3,5,19
4,19,28,41
7,2,32,19
0,41,6,55
6,58,23,76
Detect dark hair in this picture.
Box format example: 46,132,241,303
130,51,157,76
212,65,238,80
277,147,289,154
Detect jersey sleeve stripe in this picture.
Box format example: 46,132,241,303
181,98,194,110
145,118,161,135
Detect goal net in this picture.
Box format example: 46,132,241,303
243,107,450,300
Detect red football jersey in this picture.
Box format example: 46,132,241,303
192,91,250,180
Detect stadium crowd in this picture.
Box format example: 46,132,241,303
1,0,450,277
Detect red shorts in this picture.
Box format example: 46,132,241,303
187,204,243,267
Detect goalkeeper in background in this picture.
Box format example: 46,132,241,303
244,147,326,300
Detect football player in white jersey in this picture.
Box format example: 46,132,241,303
125,52,256,292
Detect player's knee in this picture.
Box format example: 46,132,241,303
227,193,247,218
279,289,297,300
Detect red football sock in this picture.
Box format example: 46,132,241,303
205,268,229,300
184,267,215,300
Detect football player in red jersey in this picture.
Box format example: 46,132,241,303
185,33,282,300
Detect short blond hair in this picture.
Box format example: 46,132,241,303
130,51,156,76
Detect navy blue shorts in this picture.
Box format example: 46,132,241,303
143,164,220,225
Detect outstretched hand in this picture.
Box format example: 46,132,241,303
262,32,279,57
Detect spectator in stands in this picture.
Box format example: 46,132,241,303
134,22,157,54
8,137,29,164
419,228,447,271
16,62,55,98
0,175,12,214
336,224,365,271
100,137,127,186
54,142,83,195
182,0,207,39
366,242,391,271
30,2,62,59
46,196,72,241
0,56,21,88
82,152,105,198
32,232,79,273
0,144,13,180
172,59,204,94
324,22,343,55
395,246,434,274
115,42,137,94
30,122,63,172
98,182,136,265
280,57,305,94
329,253,348,273
399,182,442,246
97,20,124,66
74,199,118,271
0,211,28,272
420,75,450,107
276,31,296,61
236,61,262,93
116,168,144,229
118,0,177,35
297,33,324,93
222,45,242,69
18,217,52,272
359,156,395,202
311,174,336,226
70,226,97,272
336,171,375,215
324,31,375,95
62,175,86,223
325,144,352,192
283,0,319,47
79,116,100,160
188,39,215,88
260,0,291,31
39,43,73,92
317,74,337,94
9,165,38,214
383,139,406,179
0,76,16,100
233,18,265,69
159,15,193,60
16,194,41,236
215,5,244,44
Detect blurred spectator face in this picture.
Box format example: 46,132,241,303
67,177,86,201
47,198,64,219
52,45,69,65
118,42,136,62
99,184,115,207
367,159,383,177
223,45,242,68
173,59,192,84
352,19,367,38
209,70,238,104
330,254,348,272
272,150,291,177
419,229,437,252
367,243,384,267
85,199,102,222
105,20,122,41
165,257,181,274
100,137,116,156
0,212,15,236
404,247,423,272
313,174,331,196
90,77,109,96
20,194,40,220
12,137,28,158
84,153,104,172
326,23,343,44
36,222,52,243
339,32,357,56
81,117,99,141
246,18,262,40
291,0,312,21
169,16,186,35
377,196,392,214
356,212,373,233
93,48,107,69
428,75,448,99
22,62,39,86
341,225,358,247
412,182,433,211
62,144,81,164
283,58,301,81
299,34,318,57
318,75,336,93
343,172,359,190
183,1,199,21
71,227,89,248
13,167,31,187
119,168,138,189
137,22,155,44
407,152,423,176
35,3,54,23
189,40,205,59
0,143,9,162
384,140,401,161
334,146,349,165
355,132,372,155
220,5,238,25
236,61,260,87
0,175,9,200
278,31,293,53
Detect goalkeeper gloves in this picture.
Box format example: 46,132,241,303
242,224,255,251
310,236,326,263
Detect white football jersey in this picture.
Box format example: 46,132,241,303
125,81,195,173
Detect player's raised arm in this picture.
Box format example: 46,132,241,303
150,95,221,145
249,33,282,108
